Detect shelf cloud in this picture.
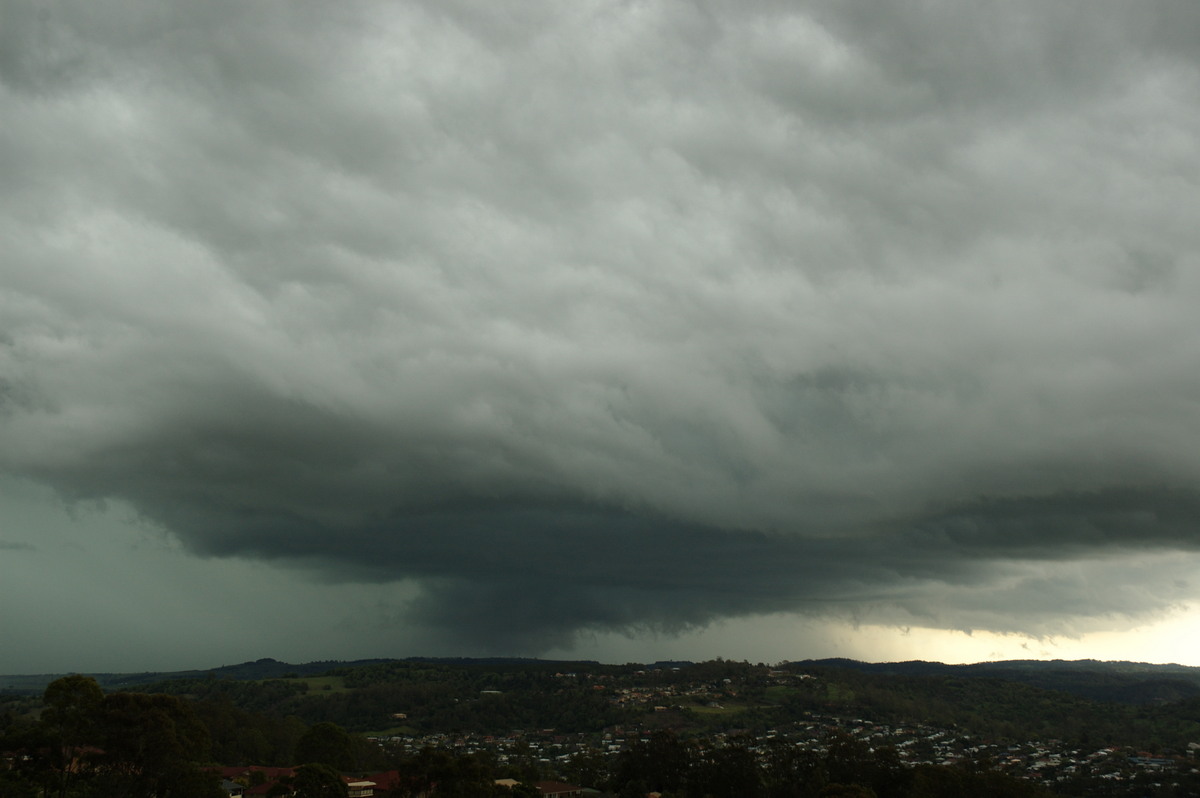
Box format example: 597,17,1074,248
4,0,1200,656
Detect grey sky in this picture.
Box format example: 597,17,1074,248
3,0,1200,672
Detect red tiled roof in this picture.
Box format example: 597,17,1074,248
211,765,298,797
365,770,404,788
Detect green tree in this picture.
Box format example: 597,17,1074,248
295,722,354,771
618,779,650,798
403,747,501,798
279,763,349,798
689,742,763,798
762,738,822,798
822,732,908,798
818,785,876,798
93,692,215,798
613,730,692,793
562,748,610,790
42,675,104,739
908,765,1052,798
501,782,542,798
0,759,41,798
41,675,104,798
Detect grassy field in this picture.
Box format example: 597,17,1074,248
764,685,802,702
824,683,856,703
360,725,420,737
689,703,747,716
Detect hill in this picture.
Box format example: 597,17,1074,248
789,658,1200,704
0,657,393,694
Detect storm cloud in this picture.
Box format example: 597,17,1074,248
3,0,1200,656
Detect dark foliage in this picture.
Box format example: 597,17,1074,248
9,658,1200,798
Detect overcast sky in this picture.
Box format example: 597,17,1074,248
3,0,1200,674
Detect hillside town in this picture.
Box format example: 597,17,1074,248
337,667,1200,796
369,711,1200,795
8,659,1200,797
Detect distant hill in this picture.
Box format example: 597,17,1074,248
0,655,614,695
7,655,1200,707
788,658,1200,704
11,655,1200,752
0,657,395,694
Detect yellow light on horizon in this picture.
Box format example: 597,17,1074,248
550,606,1200,667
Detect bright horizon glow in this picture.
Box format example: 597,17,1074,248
844,616,1200,667
545,608,1200,669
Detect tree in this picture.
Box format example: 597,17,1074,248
295,722,354,771
93,692,215,798
689,741,763,798
401,747,502,798
562,748,610,790
761,738,822,798
818,785,877,798
822,732,908,798
42,675,104,738
500,782,542,798
618,779,650,798
613,730,692,793
0,767,40,798
278,763,349,798
41,675,104,798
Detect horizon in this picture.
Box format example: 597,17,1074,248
4,651,1197,680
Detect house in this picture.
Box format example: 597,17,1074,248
211,766,296,797
366,770,427,798
345,777,376,797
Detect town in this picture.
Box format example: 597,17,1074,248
6,657,1200,797
362,667,1200,796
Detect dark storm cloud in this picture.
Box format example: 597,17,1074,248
3,0,1200,650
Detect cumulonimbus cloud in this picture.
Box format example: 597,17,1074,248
3,0,1200,650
